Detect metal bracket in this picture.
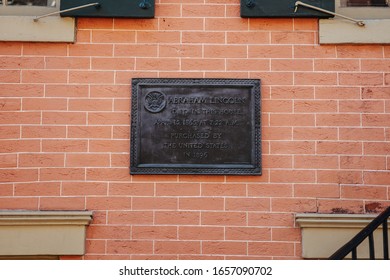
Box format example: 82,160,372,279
294,1,365,26
33,2,100,22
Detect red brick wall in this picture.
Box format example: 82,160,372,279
0,1,389,259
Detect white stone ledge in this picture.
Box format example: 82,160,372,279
0,211,93,256
296,213,389,259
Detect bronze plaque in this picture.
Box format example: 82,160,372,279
130,78,261,175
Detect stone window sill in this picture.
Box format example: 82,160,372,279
0,211,93,256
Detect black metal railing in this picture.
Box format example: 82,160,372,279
329,206,390,260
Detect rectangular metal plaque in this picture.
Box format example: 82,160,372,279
130,78,261,175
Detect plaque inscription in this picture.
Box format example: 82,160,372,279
130,78,261,175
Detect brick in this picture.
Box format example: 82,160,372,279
46,57,90,69
182,32,225,44
271,198,317,212
108,211,153,225
317,170,363,184
0,154,17,168
272,228,300,241
69,71,115,84
206,18,248,31
228,31,269,44
0,184,13,196
133,197,177,210
155,241,200,255
87,168,131,181
362,114,390,127
340,128,385,141
361,59,390,71
201,211,246,226
294,100,337,113
85,240,106,254
22,43,67,56
293,127,337,140
0,70,19,83
205,45,247,58
248,213,294,227
179,226,224,240
179,197,224,211
92,30,135,43
270,170,315,183
0,84,43,98
0,198,38,210
88,112,129,125
21,125,66,138
87,197,132,210
40,197,85,210
270,114,315,126
250,18,293,31
316,114,361,127
316,86,360,100
42,112,86,125
262,127,292,140
271,86,314,99
339,73,383,86
271,141,315,154
68,44,113,57
317,141,362,155
181,59,225,71
294,184,340,198
225,227,271,241
294,45,336,58
294,18,318,31
19,153,65,167
42,140,88,152
132,226,177,240
159,44,202,58
225,198,270,211
179,175,224,183
0,42,22,55
87,225,131,239
314,59,359,71
0,98,21,110
201,183,246,196
111,154,129,167
78,18,113,29
14,182,60,196
109,182,154,196
249,45,292,58
115,18,158,30
317,199,364,214
22,70,67,83
251,72,293,85
40,168,86,181
66,154,110,167
114,98,130,111
156,183,200,196
341,185,387,200
91,58,135,71
0,126,20,139
295,72,337,85
294,155,339,169
45,85,89,98
248,184,292,197
340,156,386,170
202,241,247,255
227,59,269,71
155,211,200,225
67,126,112,139
23,97,68,111
0,112,40,124
271,31,315,44
0,140,40,153
364,171,390,185
248,242,294,256
114,44,157,57
263,100,293,113
271,59,313,72
107,240,153,255
336,45,384,58
155,3,181,17
136,58,180,71
362,87,390,99
89,140,129,152
263,155,292,169
182,4,225,17
62,182,108,196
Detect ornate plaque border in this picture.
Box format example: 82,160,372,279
130,78,261,175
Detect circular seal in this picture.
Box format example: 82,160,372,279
144,91,167,113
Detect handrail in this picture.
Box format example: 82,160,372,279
329,206,390,260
